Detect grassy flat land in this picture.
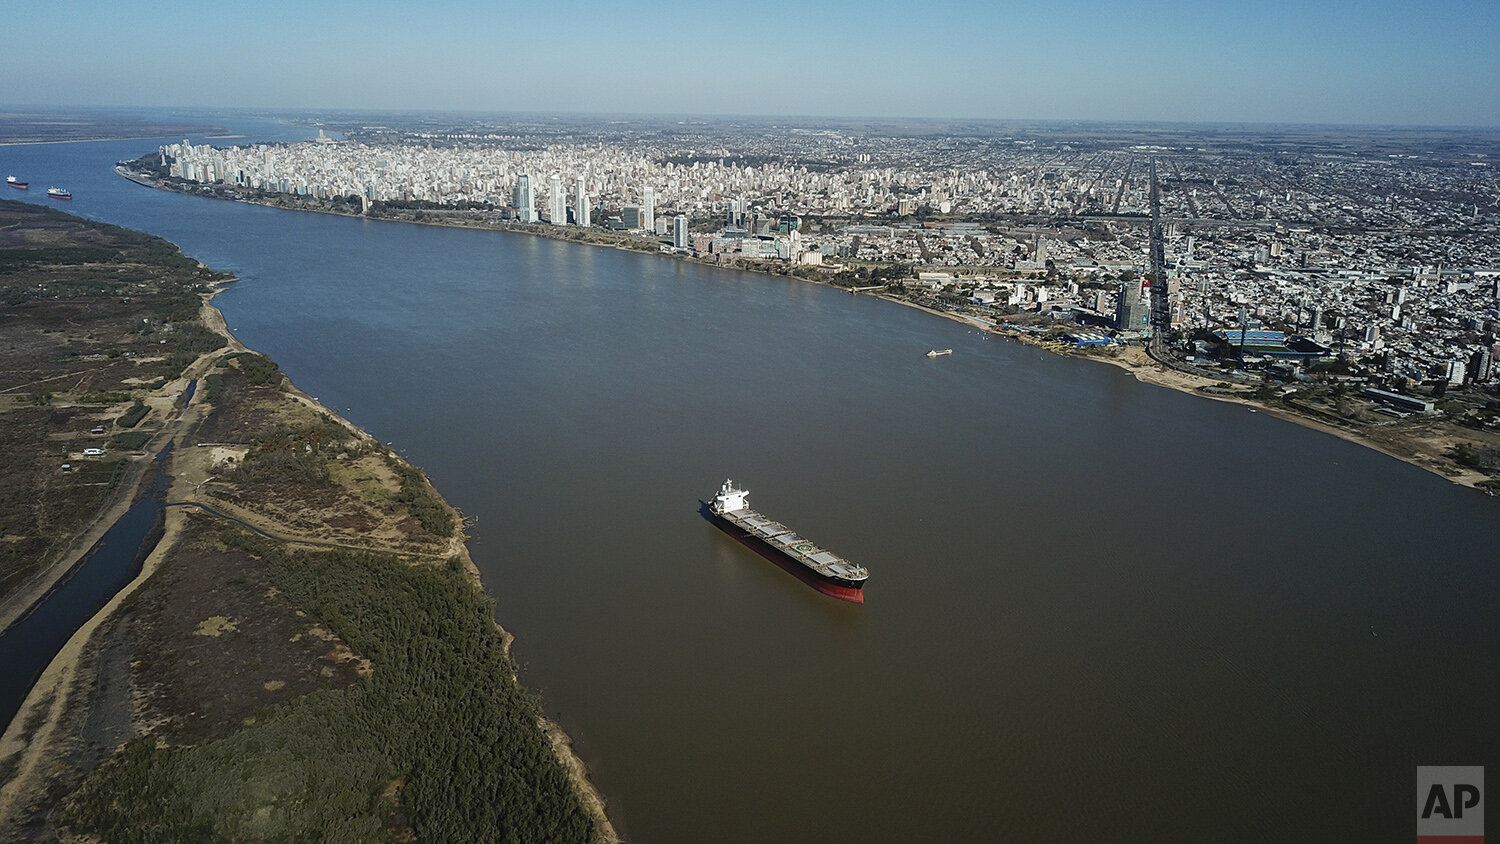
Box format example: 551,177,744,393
0,199,227,612
0,200,612,842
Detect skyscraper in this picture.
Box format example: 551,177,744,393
549,174,566,225
673,214,689,249
574,177,589,227
642,187,655,232
514,174,537,223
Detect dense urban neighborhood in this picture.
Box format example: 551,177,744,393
135,117,1500,476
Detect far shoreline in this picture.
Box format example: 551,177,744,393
0,133,234,148
114,167,1500,497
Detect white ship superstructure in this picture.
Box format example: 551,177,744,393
707,479,868,601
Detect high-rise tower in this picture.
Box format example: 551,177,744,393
514,174,537,223
549,174,566,225
642,187,655,232
575,177,590,226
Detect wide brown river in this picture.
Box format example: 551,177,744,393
7,122,1497,841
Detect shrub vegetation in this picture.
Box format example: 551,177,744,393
117,400,149,428
397,465,455,538
61,534,595,842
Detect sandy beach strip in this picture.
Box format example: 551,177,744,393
0,291,620,841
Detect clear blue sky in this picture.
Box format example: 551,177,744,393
7,0,1498,126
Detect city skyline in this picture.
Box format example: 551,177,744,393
146,113,1500,393
5,0,1498,127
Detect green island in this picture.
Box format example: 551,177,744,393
0,199,616,842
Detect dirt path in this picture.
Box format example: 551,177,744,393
1,290,619,841
0,460,149,636
0,300,229,635
0,502,187,825
0,304,236,822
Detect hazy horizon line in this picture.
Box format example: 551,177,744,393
3,103,1498,134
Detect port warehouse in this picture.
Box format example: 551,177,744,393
1360,387,1435,413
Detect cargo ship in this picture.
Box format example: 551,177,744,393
704,479,868,603
6,176,26,190
46,187,71,200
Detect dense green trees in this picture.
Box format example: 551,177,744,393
117,400,149,428
228,352,282,386
62,536,595,842
396,466,455,538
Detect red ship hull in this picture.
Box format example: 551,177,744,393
706,508,866,603
7,183,26,190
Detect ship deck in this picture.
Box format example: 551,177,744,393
718,507,868,582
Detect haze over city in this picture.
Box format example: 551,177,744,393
6,0,1499,125
2,0,1499,840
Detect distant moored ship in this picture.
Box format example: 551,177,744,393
46,187,70,200
6,176,26,189
705,479,868,603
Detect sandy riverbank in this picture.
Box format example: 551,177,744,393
0,462,150,636
857,290,1495,492
0,285,619,842
0,505,187,822
0,279,233,636
988,320,1495,491
0,329,223,825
